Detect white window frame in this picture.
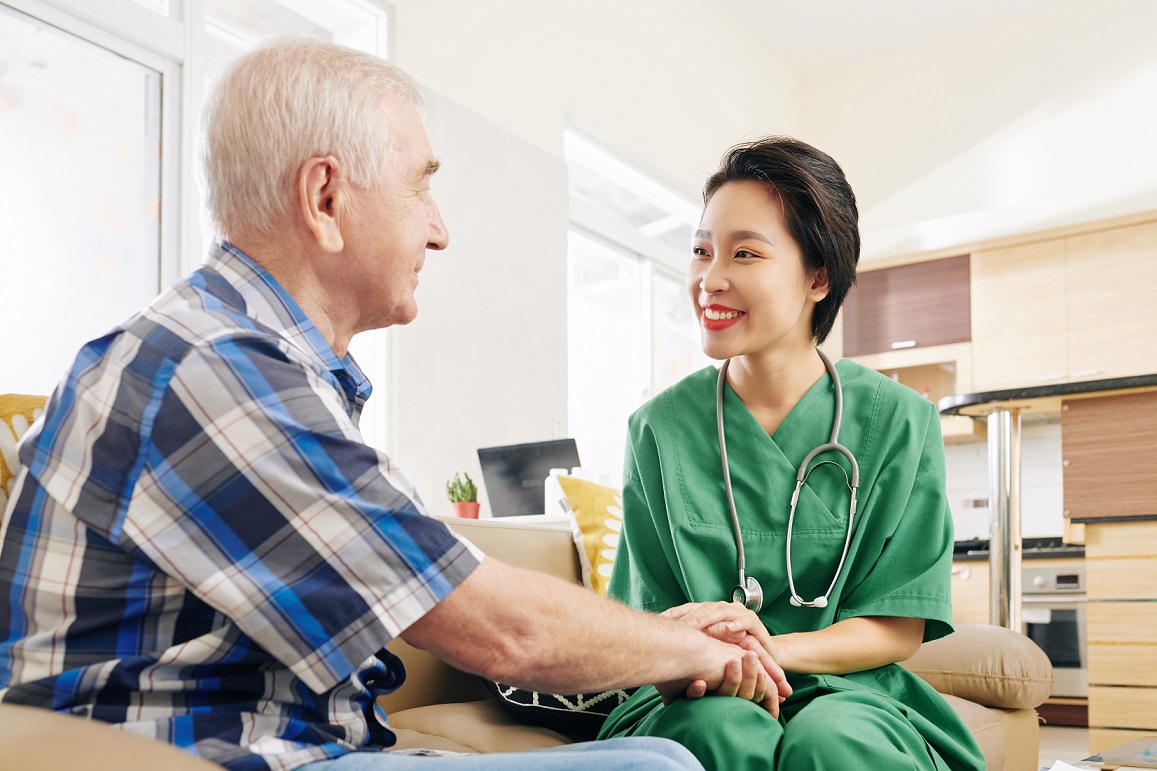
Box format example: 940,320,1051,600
3,0,399,452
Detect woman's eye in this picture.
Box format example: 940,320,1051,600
692,246,710,259
735,249,759,259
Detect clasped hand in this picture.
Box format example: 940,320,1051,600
657,601,791,717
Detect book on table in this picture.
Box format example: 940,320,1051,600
1080,736,1157,769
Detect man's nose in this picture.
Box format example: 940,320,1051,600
427,196,449,251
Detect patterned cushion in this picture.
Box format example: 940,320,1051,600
557,475,622,596
486,476,631,738
483,679,634,740
0,394,47,515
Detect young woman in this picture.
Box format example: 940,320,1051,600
596,137,985,771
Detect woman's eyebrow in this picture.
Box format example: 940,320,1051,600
695,228,774,246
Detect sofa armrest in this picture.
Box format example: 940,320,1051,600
0,703,222,770
377,517,583,715
899,624,1053,710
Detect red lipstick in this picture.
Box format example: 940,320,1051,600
701,304,745,331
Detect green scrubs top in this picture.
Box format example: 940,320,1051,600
597,360,985,771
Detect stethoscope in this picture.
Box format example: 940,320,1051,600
717,348,860,612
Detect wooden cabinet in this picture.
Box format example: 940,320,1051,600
950,560,989,625
1084,520,1157,754
972,220,1157,392
850,342,984,443
842,255,971,357
1066,222,1157,382
971,240,1067,392
1062,391,1157,521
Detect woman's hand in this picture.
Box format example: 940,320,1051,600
660,601,792,712
662,601,779,656
654,645,777,714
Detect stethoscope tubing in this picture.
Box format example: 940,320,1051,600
717,348,860,611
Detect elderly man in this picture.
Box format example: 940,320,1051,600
0,38,788,771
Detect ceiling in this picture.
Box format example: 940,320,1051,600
711,0,1068,74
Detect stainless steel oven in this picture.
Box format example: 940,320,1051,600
1022,564,1087,698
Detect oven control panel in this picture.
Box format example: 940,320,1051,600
1024,565,1086,595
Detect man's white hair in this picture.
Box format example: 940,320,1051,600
202,36,422,241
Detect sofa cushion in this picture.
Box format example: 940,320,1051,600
387,700,569,754
0,703,222,770
900,623,1053,710
557,475,622,596
937,695,1006,771
0,393,46,514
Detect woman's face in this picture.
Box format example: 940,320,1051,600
687,180,826,361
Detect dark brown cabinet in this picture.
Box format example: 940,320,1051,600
841,254,971,357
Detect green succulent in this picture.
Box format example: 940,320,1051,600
446,472,477,503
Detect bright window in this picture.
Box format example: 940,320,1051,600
0,0,393,449
0,3,162,395
565,131,710,486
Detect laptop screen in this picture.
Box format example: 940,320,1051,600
477,438,581,517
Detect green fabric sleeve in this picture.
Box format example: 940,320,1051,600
606,416,688,614
837,400,956,643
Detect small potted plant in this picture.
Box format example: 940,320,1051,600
446,472,480,518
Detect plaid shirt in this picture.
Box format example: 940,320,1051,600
0,243,481,771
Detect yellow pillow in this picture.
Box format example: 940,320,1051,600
558,476,622,596
0,394,47,514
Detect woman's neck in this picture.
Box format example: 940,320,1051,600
726,344,828,437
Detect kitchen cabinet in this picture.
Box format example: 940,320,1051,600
1084,520,1157,754
950,560,989,625
971,221,1157,392
970,240,1067,392
1062,390,1157,521
850,342,984,442
841,255,970,357
1066,221,1157,382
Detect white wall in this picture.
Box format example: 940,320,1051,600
386,0,799,198
378,0,800,513
799,0,1157,262
391,88,569,515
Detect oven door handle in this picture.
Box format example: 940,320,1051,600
1021,594,1087,604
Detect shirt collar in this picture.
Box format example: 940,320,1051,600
204,242,372,402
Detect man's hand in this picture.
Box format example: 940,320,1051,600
654,640,779,715
660,601,792,712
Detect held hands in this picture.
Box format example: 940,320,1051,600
659,601,792,716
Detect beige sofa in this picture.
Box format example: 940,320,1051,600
0,515,1053,770
381,516,1056,771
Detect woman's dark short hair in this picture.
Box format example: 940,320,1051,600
704,136,859,345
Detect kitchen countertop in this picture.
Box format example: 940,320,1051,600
953,537,1084,562
953,547,1085,562
938,373,1157,418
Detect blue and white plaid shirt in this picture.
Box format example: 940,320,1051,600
0,243,482,770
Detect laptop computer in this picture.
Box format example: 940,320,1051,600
477,438,581,517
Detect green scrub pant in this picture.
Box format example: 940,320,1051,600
598,686,954,771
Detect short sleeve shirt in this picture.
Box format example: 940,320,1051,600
0,243,482,771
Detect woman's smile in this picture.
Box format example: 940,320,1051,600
702,303,746,330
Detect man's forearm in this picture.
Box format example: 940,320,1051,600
401,558,737,693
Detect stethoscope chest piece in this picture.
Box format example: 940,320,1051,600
732,574,763,612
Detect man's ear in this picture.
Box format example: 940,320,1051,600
809,266,831,302
298,156,345,253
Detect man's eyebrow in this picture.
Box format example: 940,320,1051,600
694,229,774,246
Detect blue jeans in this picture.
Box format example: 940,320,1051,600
296,737,703,770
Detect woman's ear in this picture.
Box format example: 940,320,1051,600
298,156,346,253
809,266,831,303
